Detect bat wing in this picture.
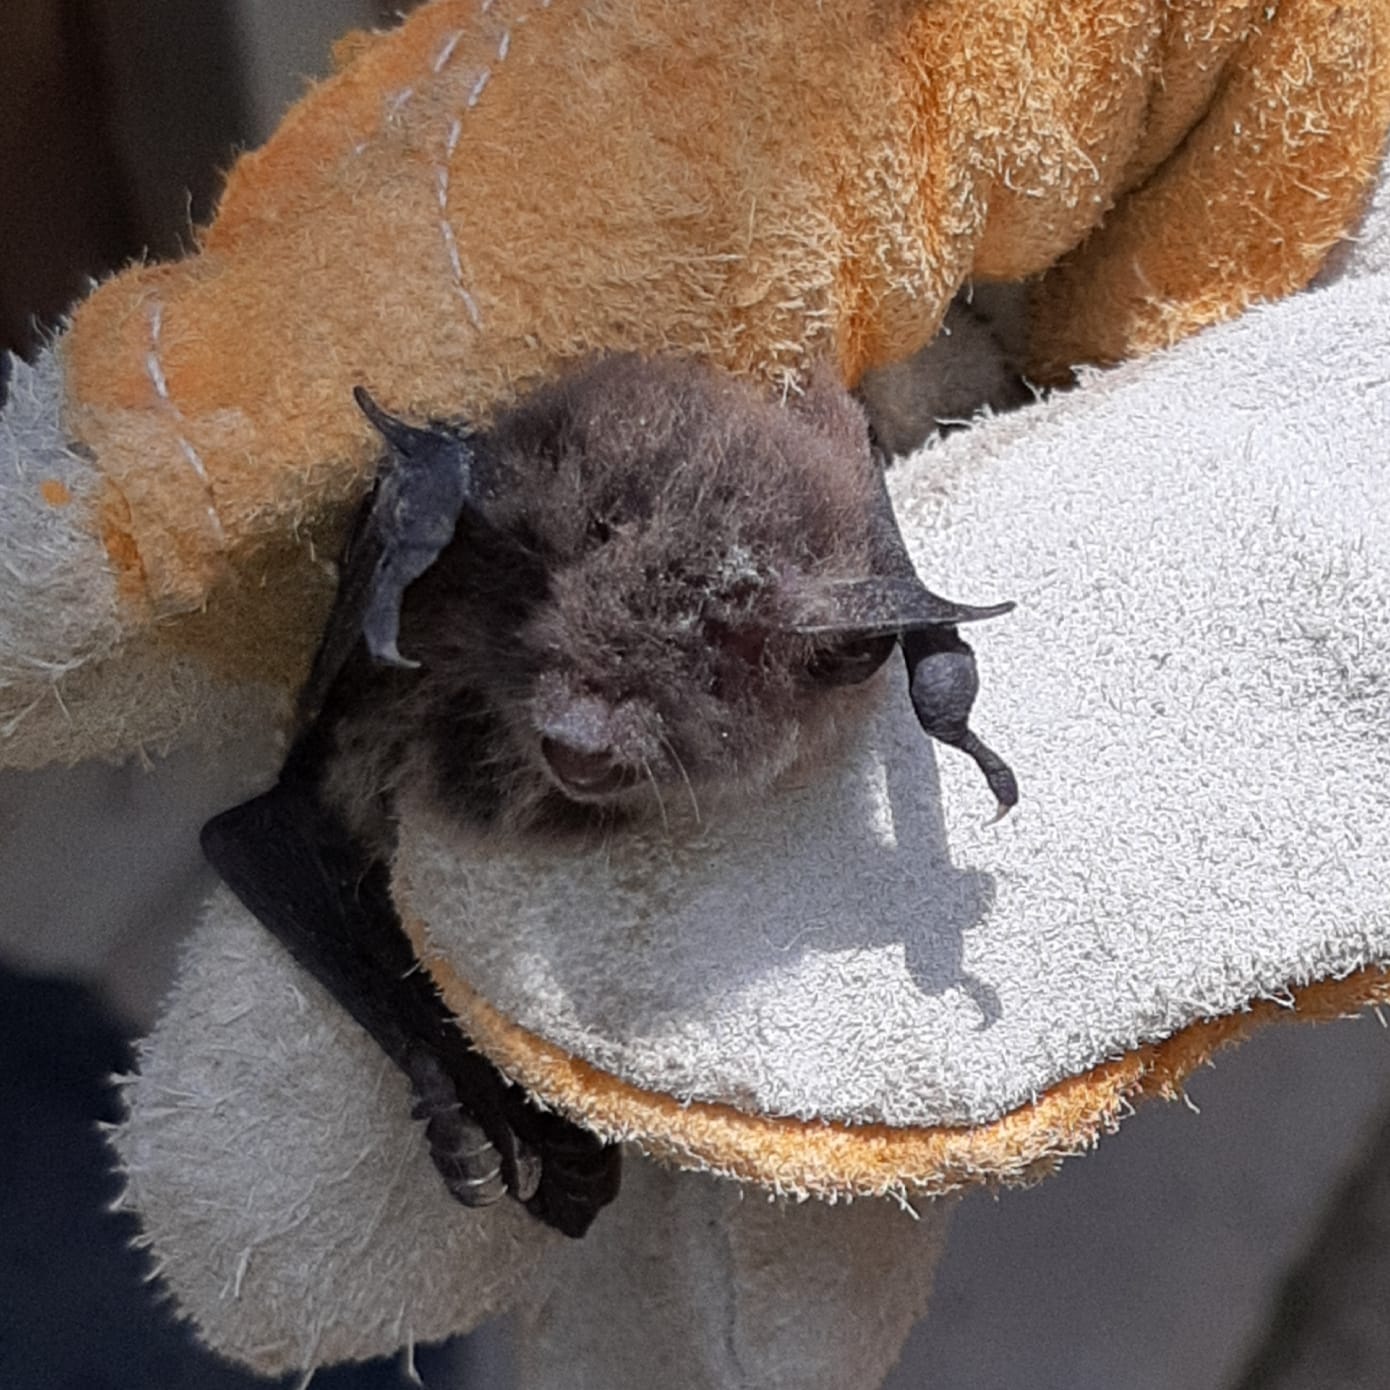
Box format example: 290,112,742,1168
296,478,390,728
863,443,1020,814
201,766,619,1235
214,389,617,1235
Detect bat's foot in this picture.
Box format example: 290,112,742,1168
200,758,617,1233
522,1120,622,1238
903,629,1019,814
407,1049,538,1208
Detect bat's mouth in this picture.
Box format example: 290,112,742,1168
530,681,665,805
539,737,641,800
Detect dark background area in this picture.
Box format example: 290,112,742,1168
0,0,245,355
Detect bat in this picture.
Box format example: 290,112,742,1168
201,353,1016,1238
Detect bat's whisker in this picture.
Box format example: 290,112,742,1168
660,733,702,826
641,758,671,839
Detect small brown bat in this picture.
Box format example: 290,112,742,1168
203,354,1015,1238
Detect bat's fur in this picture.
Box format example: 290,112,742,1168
327,355,897,844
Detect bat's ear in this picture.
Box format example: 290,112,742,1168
789,576,1014,640
786,573,1019,814
813,452,1019,813
350,388,489,669
299,389,490,717
353,386,451,459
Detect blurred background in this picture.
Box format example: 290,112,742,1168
1,4,1387,1387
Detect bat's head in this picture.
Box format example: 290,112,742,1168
360,356,1015,833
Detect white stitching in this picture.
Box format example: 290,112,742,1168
357,0,546,154
433,30,464,72
436,124,484,329
368,2,551,324
145,304,226,544
467,68,492,107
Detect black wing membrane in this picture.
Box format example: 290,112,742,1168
200,761,522,1210
201,746,619,1236
205,392,620,1237
295,471,391,729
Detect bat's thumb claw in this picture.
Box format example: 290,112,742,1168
984,758,1019,814
510,1144,543,1203
369,638,421,670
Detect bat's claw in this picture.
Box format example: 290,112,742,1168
522,1123,622,1238
368,635,422,670
407,1050,514,1208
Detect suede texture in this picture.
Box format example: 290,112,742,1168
393,267,1390,1192
41,0,1390,700
109,233,1390,1378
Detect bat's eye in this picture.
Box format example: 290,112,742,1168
587,514,613,545
806,634,896,687
706,620,768,670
